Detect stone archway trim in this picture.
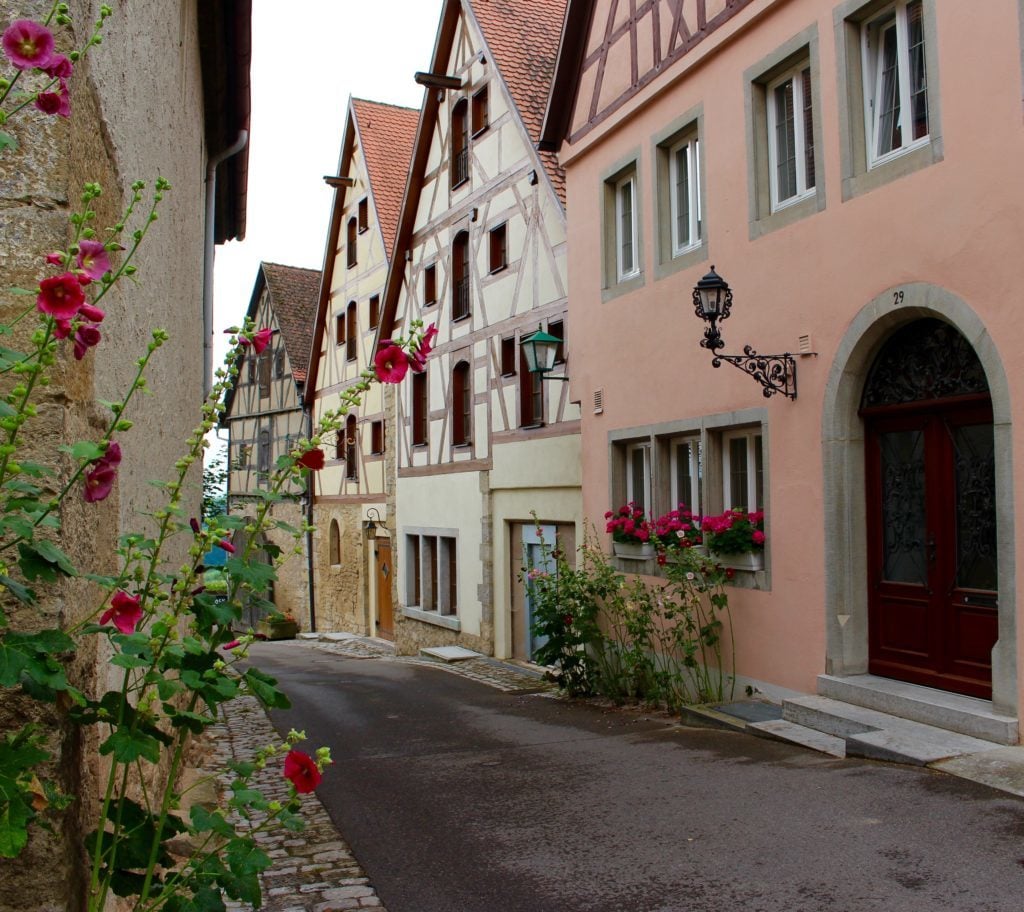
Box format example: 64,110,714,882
821,283,1017,716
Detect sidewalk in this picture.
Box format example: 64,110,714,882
211,636,552,910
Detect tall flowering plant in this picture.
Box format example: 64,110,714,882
604,503,652,544
0,6,432,908
702,509,766,555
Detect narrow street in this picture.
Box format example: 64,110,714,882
246,641,1024,912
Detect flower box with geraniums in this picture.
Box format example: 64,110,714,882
605,503,655,559
702,509,766,571
651,504,706,565
259,611,300,641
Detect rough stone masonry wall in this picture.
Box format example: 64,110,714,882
0,1,207,908
312,502,368,634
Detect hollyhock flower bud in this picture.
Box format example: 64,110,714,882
42,53,72,78
297,448,325,471
78,303,105,323
45,251,64,266
218,539,235,554
73,324,101,360
189,517,201,534
251,328,273,354
2,20,55,70
76,239,112,280
37,272,85,319
374,343,409,384
100,589,143,634
53,318,72,340
283,749,322,794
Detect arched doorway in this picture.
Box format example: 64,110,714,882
861,319,996,699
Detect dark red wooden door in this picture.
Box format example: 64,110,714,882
865,400,997,698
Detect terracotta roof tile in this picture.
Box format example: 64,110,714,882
261,262,321,383
351,99,419,257
470,0,567,206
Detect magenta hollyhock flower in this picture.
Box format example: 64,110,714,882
34,84,70,118
102,441,122,466
218,539,236,554
42,53,71,78
73,324,101,360
251,328,273,354
222,639,241,650
374,343,409,384
2,20,54,70
76,240,111,280
409,322,439,373
83,462,116,502
283,749,322,794
297,448,325,471
45,251,64,266
37,273,85,319
53,318,72,340
100,589,143,634
78,303,105,323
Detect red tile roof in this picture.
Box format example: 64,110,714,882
352,99,420,258
469,0,567,205
261,262,321,383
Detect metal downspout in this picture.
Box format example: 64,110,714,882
203,130,249,397
304,404,317,632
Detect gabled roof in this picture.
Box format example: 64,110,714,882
538,0,594,153
261,262,321,383
469,0,567,204
303,98,419,402
221,261,320,422
379,0,567,342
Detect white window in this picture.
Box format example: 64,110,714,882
405,533,458,616
671,437,702,515
767,65,815,210
625,443,651,515
616,174,639,281
722,430,763,511
669,136,701,255
863,0,928,166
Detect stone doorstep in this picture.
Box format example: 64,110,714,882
747,719,847,757
817,673,1019,745
419,645,482,663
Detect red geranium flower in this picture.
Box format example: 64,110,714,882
100,590,143,634
374,343,409,384
297,448,325,471
283,749,322,794
37,272,85,319
2,19,55,70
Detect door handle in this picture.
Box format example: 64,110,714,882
927,534,936,564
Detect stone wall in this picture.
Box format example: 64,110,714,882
0,1,208,907
311,502,369,634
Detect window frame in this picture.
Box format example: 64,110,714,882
357,197,369,233
451,231,471,321
335,312,345,347
471,86,489,136
615,173,639,282
451,360,472,448
668,134,702,256
451,99,469,189
625,442,651,516
518,344,543,428
721,428,764,512
370,419,384,455
766,63,816,212
345,301,357,363
368,294,380,330
346,217,357,269
601,153,644,300
411,370,428,447
424,263,437,307
500,336,517,377
488,223,507,274
405,532,458,617
344,414,358,481
670,435,702,516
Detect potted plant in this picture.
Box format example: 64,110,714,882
259,610,300,640
605,503,655,559
702,509,766,571
651,504,706,561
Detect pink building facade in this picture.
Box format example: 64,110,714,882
542,0,1024,741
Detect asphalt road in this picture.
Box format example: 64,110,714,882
250,644,1024,912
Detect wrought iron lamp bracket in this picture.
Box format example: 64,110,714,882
711,346,798,400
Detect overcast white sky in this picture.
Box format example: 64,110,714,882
211,0,444,368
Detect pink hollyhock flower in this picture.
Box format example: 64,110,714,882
297,448,325,471
222,639,241,650
374,343,409,384
283,749,322,794
53,319,72,340
83,461,117,502
78,303,105,323
2,20,54,70
76,240,111,280
45,251,64,266
100,590,143,635
37,273,85,319
248,328,273,354
409,323,439,373
102,441,122,466
34,84,70,118
218,539,236,554
42,53,71,78
73,324,101,360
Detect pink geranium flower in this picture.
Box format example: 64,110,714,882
100,589,143,634
76,240,111,280
374,343,409,384
297,448,325,471
37,273,85,319
283,749,322,794
2,20,54,70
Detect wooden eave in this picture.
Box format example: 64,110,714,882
538,0,595,152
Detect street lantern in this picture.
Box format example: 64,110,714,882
520,325,567,381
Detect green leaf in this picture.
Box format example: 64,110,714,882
6,629,74,655
190,805,235,838
0,132,18,153
0,799,30,858
109,653,150,670
167,709,210,733
0,644,28,687
31,541,76,576
224,557,276,593
63,440,106,462
225,838,271,877
16,545,56,583
99,728,161,764
242,668,290,709
0,575,34,605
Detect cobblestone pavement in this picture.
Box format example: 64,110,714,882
212,638,557,909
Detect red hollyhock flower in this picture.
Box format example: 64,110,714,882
283,749,322,794
42,53,72,78
374,343,409,384
2,20,54,70
76,240,111,280
34,83,70,118
218,539,236,554
297,448,325,471
83,461,117,502
78,303,105,323
37,272,85,319
409,323,438,373
251,328,273,354
100,590,143,634
73,324,101,360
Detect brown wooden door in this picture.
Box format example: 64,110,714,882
865,399,997,698
375,539,394,640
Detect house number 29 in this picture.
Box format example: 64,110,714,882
892,289,905,306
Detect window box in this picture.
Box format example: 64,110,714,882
715,550,764,573
613,541,655,561
258,618,299,640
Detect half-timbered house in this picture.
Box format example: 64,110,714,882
223,261,320,623
540,0,1024,746
379,0,580,660
305,98,418,638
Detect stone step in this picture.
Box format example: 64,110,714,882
419,645,481,663
817,674,1018,745
747,719,846,757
